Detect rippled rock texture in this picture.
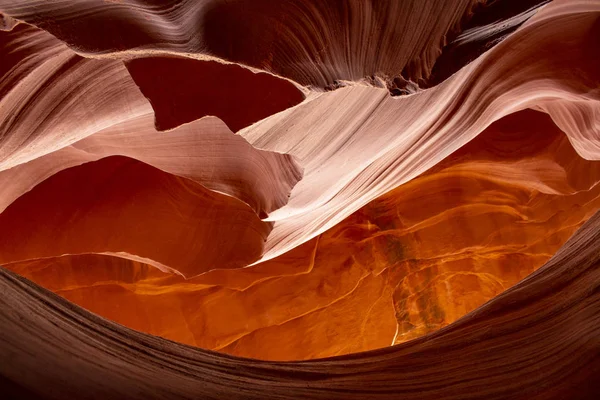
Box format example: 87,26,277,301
1,0,599,398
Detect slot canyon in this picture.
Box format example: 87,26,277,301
0,0,599,399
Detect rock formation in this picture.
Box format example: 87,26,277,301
0,0,599,398
1,212,599,399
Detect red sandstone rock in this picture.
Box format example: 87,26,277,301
0,0,599,397
1,211,599,398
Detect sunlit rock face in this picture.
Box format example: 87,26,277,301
1,0,600,398
5,108,600,361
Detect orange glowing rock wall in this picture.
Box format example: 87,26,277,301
5,108,600,360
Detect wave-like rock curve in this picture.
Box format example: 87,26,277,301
1,210,599,399
0,0,485,89
0,0,599,396
243,0,600,263
4,109,600,360
0,24,303,227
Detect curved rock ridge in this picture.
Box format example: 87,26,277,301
0,156,273,277
1,210,599,399
0,113,303,218
241,0,600,263
2,1,598,269
0,24,146,170
0,12,16,31
0,0,483,89
5,109,600,359
0,24,303,221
